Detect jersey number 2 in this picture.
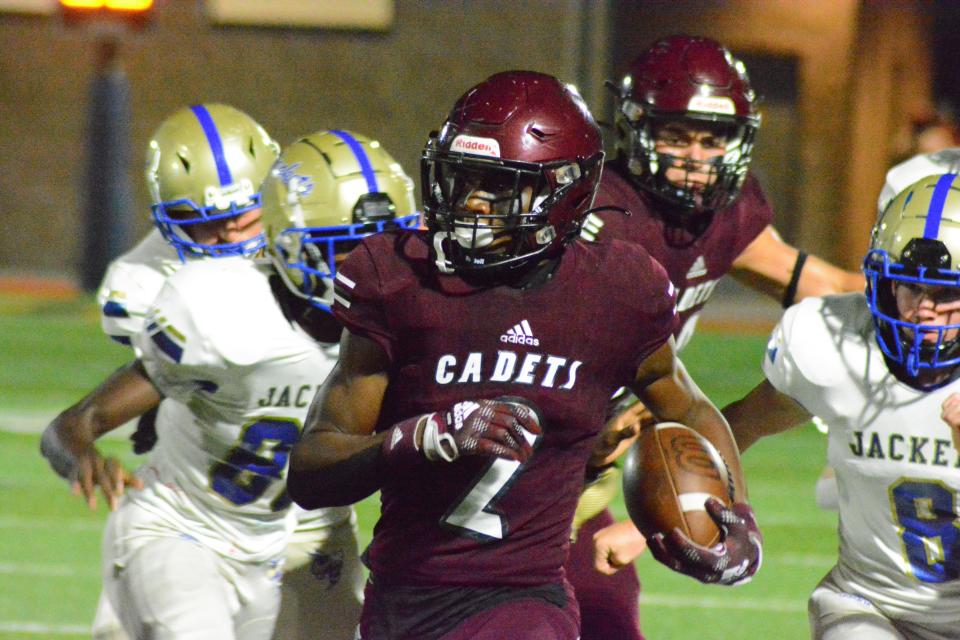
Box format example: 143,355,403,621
441,428,541,541
890,479,960,583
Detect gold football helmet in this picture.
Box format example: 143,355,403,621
260,129,419,311
145,103,279,258
864,173,960,376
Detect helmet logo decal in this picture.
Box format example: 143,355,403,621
273,160,314,198
686,95,736,115
203,179,256,210
924,173,958,239
450,134,501,158
189,104,233,187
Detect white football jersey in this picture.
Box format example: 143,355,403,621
878,148,960,218
763,293,960,624
97,229,183,346
130,257,349,564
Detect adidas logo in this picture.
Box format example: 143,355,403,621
500,319,540,347
686,255,708,279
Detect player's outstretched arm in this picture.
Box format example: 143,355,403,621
40,361,158,510
942,393,960,451
722,378,812,452
723,380,812,451
730,225,865,305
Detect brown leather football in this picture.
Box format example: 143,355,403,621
622,422,733,547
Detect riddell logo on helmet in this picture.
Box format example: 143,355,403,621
451,135,501,158
687,95,736,115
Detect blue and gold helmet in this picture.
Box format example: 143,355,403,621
260,129,419,311
864,173,960,377
145,103,279,259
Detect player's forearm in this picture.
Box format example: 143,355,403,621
723,380,812,452
795,255,865,300
682,401,748,503
288,430,387,508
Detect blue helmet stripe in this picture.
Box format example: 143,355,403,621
190,104,233,187
924,173,958,239
330,129,379,193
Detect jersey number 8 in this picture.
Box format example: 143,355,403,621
210,417,301,510
890,478,960,583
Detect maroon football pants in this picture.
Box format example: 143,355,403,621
437,581,580,640
357,577,580,639
565,508,644,640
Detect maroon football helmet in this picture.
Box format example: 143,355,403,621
422,70,604,275
613,35,760,216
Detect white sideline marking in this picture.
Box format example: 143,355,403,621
0,562,97,578
0,622,88,635
772,552,835,567
0,412,134,439
642,593,805,613
0,515,103,532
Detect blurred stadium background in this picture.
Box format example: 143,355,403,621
1,0,956,637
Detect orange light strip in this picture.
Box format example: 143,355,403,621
59,0,153,10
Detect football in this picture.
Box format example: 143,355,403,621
622,422,732,547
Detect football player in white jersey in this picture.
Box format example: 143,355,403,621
813,146,960,515
42,129,418,639
724,173,960,640
98,102,278,347
90,102,280,640
258,130,418,640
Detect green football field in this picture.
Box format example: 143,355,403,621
0,293,837,639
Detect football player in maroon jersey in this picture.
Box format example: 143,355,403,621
288,70,763,640
568,35,865,640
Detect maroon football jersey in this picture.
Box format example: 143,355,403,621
586,168,772,349
333,230,677,588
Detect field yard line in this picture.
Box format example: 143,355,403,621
0,622,87,636
0,515,103,532
756,513,837,527
771,552,836,567
641,592,805,612
0,411,134,439
0,562,97,578
0,595,803,637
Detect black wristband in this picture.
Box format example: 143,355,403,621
584,461,616,486
781,250,808,308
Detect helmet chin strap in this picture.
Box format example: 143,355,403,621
433,233,456,274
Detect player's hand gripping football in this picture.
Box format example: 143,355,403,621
647,498,763,586
383,397,542,464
